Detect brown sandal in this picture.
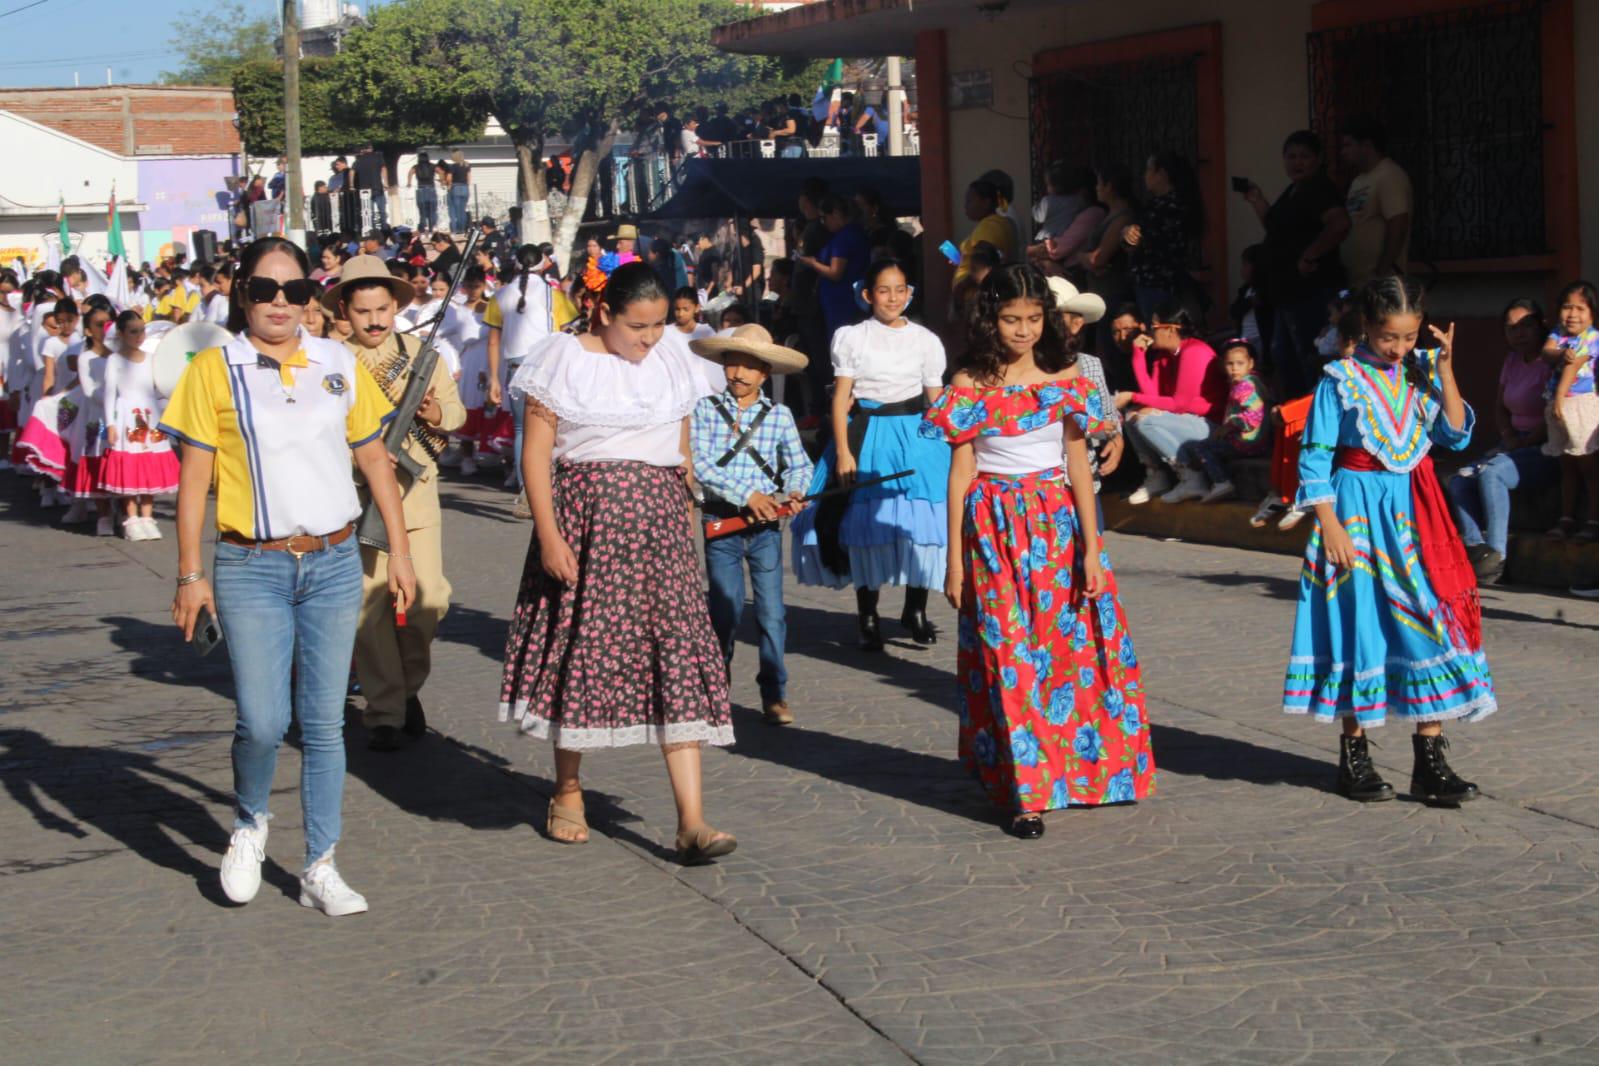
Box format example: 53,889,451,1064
675,824,737,865
546,798,589,844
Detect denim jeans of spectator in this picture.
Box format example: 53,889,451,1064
448,185,471,233
1447,446,1560,555
213,537,363,868
704,525,787,704
1176,437,1244,484
1126,411,1214,473
369,190,388,229
1270,289,1333,400
415,187,438,232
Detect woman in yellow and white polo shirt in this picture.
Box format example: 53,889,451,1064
160,236,416,918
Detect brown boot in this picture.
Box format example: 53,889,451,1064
762,699,794,726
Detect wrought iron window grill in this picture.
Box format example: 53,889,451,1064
1307,0,1546,262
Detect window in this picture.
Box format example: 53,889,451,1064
1308,0,1546,262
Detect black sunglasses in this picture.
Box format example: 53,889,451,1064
244,276,319,306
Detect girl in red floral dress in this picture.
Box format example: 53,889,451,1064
922,265,1155,838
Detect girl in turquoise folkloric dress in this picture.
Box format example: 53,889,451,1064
1283,276,1495,806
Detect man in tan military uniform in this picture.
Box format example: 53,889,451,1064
325,256,466,751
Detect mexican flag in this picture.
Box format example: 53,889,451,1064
823,58,844,90
107,190,126,260
56,196,70,256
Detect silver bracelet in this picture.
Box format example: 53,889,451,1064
391,553,414,561
176,570,205,586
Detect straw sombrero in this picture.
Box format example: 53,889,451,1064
320,254,414,312
690,323,808,374
1046,276,1107,323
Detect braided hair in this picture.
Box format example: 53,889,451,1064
513,243,544,314
1357,274,1434,395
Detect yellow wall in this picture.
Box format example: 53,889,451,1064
943,0,1593,317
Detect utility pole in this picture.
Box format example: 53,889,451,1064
886,55,905,157
283,0,306,242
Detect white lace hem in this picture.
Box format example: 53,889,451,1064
497,703,736,750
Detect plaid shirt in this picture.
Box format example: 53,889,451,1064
691,392,814,508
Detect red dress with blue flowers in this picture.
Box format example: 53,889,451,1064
922,379,1156,813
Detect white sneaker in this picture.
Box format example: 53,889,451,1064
1200,481,1236,504
220,821,269,904
459,453,478,477
1160,471,1208,504
1127,471,1176,506
1278,506,1308,531
60,500,89,524
142,517,163,540
123,517,145,541
299,852,369,917
1249,495,1286,528
96,515,115,537
40,485,65,508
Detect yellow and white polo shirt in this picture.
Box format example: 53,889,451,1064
158,331,394,540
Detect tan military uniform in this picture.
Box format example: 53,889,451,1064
348,332,466,730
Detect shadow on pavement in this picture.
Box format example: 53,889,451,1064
101,614,236,698
434,603,512,662
0,727,294,903
782,602,954,708
1149,721,1335,792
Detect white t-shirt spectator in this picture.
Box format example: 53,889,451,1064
680,127,703,158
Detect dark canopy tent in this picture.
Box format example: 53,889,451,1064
643,156,921,220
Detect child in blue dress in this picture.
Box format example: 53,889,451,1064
1283,275,1493,806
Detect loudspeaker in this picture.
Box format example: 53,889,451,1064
191,229,219,264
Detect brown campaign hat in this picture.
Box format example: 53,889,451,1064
320,255,414,312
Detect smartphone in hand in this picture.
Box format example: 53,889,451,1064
1231,176,1252,194
938,239,961,265
191,610,224,657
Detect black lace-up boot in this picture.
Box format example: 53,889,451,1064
856,587,884,652
1410,734,1479,806
1337,733,1395,802
900,586,937,645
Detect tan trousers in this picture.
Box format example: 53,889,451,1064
354,522,450,729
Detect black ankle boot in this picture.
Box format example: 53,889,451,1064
1410,734,1478,806
899,586,937,645
1336,733,1395,802
856,587,884,652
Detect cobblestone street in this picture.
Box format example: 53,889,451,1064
6,476,1599,1064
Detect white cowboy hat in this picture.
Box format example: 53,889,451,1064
320,254,414,312
690,323,808,375
1046,276,1107,324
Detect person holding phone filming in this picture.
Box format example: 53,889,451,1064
161,236,416,917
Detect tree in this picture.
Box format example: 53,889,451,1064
163,0,276,86
539,0,823,259
232,55,481,180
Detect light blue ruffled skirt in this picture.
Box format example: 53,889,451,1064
791,406,950,590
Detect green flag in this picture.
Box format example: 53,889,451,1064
57,197,70,256
107,190,126,260
824,58,843,90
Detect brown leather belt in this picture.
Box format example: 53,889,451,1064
220,523,355,556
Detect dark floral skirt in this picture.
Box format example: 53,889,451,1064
498,461,733,750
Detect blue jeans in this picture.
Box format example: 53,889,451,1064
1270,289,1333,400
415,187,438,232
369,190,388,228
704,525,787,703
1447,446,1560,554
448,185,470,232
508,361,525,489
213,537,363,867
1126,411,1213,472
1177,436,1249,485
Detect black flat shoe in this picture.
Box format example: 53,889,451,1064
1008,815,1045,839
367,725,406,752
403,696,428,738
858,612,885,652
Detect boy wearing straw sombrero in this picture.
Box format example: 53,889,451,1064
689,325,814,726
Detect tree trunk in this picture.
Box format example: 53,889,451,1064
513,132,549,246
553,121,619,275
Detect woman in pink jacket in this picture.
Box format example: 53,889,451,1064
1115,304,1228,503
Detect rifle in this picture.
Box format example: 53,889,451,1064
702,469,912,540
356,228,481,552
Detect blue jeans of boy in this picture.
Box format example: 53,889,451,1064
704,525,787,704
213,538,363,867
1447,446,1560,555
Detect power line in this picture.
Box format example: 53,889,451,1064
0,0,52,19
0,48,169,68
